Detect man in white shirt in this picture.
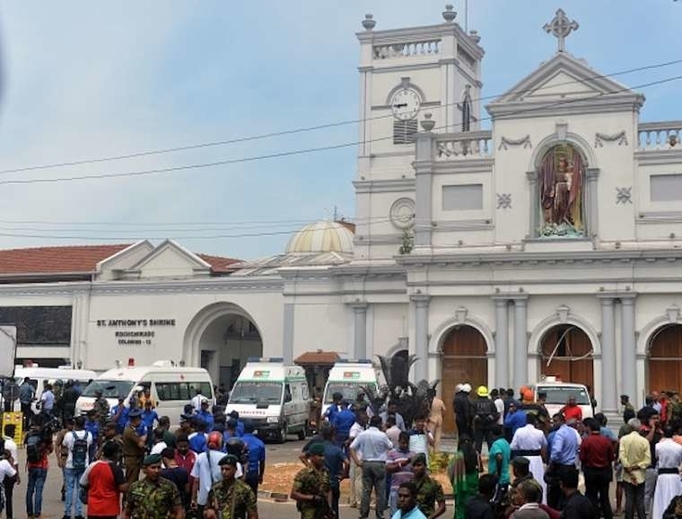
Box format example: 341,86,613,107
510,414,548,502
190,432,242,518
348,411,368,508
350,415,394,519
190,389,204,413
2,427,19,519
62,416,93,519
40,384,55,417
491,389,505,426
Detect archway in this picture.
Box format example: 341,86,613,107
184,303,263,389
539,325,593,388
648,324,682,392
441,325,488,433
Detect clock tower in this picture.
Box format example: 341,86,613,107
353,7,484,261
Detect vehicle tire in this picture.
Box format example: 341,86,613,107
277,424,287,443
297,422,307,441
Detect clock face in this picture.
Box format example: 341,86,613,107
390,88,421,121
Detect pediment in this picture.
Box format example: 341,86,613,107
127,239,211,279
95,241,155,281
486,52,644,118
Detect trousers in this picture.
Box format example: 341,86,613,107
360,461,386,519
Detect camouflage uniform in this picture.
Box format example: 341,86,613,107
94,396,111,430
206,479,258,519
97,436,125,466
413,474,445,518
292,466,332,519
125,477,182,519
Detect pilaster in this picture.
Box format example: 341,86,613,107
620,294,637,403
586,168,600,237
351,303,369,360
414,131,436,248
597,295,617,413
411,295,430,382
282,302,295,365
493,297,509,388
512,296,529,388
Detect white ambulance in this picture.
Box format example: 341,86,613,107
321,359,378,417
534,375,594,419
75,360,214,426
14,365,98,414
226,357,310,443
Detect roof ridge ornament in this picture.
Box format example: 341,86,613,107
543,9,579,53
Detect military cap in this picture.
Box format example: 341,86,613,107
411,453,427,465
142,453,162,466
308,443,326,456
219,454,239,466
128,408,143,418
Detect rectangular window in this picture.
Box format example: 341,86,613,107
442,184,483,211
650,174,682,202
393,119,418,145
156,381,212,401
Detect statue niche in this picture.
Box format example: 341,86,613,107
537,143,585,238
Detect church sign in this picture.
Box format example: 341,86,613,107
96,318,176,346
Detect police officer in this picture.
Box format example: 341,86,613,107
204,454,259,519
124,453,183,519
123,408,147,485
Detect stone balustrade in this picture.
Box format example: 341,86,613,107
435,130,492,160
373,39,440,60
638,121,682,150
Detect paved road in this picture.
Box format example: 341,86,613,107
12,438,370,519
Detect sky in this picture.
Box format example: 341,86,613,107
0,1,679,260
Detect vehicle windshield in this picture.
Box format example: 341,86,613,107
229,381,283,404
81,380,135,399
536,385,591,405
324,382,376,404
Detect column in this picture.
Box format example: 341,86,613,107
599,296,617,413
413,296,430,382
620,296,637,402
414,131,435,248
525,171,537,238
494,298,509,388
586,168,600,237
352,303,368,360
513,297,528,389
282,302,295,365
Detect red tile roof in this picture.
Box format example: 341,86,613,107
196,253,241,274
0,244,241,277
0,244,132,275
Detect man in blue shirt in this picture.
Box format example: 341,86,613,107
111,397,129,434
140,400,159,431
504,401,527,442
228,410,245,436
196,399,214,431
240,421,266,495
324,392,343,423
332,400,356,447
84,409,100,460
547,413,579,509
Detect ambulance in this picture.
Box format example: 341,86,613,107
226,357,310,443
533,375,594,419
321,359,378,417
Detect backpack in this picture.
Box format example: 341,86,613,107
26,433,42,464
71,431,88,470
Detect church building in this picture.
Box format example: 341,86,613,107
1,7,682,431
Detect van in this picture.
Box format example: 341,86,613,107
321,359,378,417
75,360,214,426
14,365,98,414
226,357,309,443
533,376,594,419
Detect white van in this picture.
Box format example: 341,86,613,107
226,357,310,443
14,365,98,414
321,359,378,417
75,360,214,426
534,376,594,419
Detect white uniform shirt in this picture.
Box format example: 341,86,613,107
190,394,203,413
510,424,547,452
656,438,682,469
494,398,505,425
0,459,16,483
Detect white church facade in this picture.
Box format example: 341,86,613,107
2,8,682,431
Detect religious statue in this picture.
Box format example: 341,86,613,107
538,144,585,237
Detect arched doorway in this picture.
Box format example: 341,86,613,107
441,325,488,434
184,303,263,389
648,324,682,392
539,325,593,388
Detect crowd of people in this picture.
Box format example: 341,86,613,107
7,376,682,519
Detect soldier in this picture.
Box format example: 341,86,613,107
123,408,147,485
94,389,111,430
123,453,184,519
290,442,334,519
54,416,74,502
204,454,259,519
411,453,446,519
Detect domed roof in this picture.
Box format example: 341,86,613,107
285,221,354,254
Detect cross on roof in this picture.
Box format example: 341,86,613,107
543,9,579,53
